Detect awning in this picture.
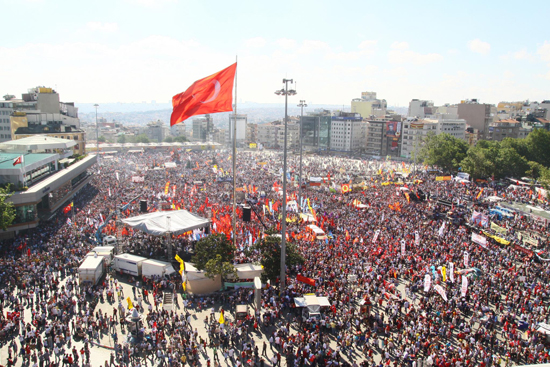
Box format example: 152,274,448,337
121,210,210,236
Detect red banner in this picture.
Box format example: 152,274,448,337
296,274,316,287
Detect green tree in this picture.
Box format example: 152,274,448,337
494,147,529,179
418,133,469,173
164,136,174,143
192,233,236,271
117,134,126,144
460,144,497,180
526,161,545,180
0,187,16,230
525,129,550,167
174,135,188,143
135,134,150,143
250,233,305,283
203,254,237,280
97,136,106,143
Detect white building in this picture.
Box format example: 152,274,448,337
171,123,187,138
0,98,14,142
227,114,247,146
257,122,281,149
408,99,434,118
400,118,466,159
330,112,364,152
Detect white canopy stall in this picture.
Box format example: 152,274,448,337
121,210,210,236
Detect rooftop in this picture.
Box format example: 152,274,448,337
0,136,77,152
0,152,57,170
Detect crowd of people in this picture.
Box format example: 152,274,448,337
0,148,549,367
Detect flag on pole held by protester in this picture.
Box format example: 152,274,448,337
424,273,431,292
171,63,237,126
461,275,468,297
372,229,380,243
434,284,448,301
438,221,446,237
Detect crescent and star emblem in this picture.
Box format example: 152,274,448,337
192,79,221,103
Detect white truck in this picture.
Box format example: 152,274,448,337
87,246,116,265
113,254,147,277
78,256,105,285
141,259,176,278
294,295,331,321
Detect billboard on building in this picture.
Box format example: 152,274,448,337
386,121,401,137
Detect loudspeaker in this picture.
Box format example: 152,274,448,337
140,200,148,213
242,206,251,222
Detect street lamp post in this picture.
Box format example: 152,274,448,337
94,103,99,163
275,79,296,295
297,100,307,209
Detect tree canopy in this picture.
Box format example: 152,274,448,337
192,233,236,271
250,233,304,283
418,133,469,172
420,129,550,181
0,187,16,231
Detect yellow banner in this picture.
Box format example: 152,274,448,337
249,143,257,148
490,222,507,235
482,230,510,245
436,176,452,181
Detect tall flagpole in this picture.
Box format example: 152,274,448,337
232,57,238,251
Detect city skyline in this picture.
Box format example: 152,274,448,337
1,0,549,107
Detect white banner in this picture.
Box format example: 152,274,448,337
438,221,446,237
116,172,119,181
132,176,145,183
464,252,469,267
471,232,487,248
434,284,448,301
461,275,468,297
372,229,380,243
415,231,420,246
401,240,406,256
424,273,431,292
449,262,455,283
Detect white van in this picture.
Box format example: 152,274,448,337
103,236,117,246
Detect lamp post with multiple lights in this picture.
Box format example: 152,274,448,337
274,79,296,294
94,103,99,162
297,100,307,207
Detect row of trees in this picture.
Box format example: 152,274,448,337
418,129,550,182
192,231,304,284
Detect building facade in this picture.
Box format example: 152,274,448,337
192,115,214,142
351,91,387,119
408,99,435,118
257,122,281,149
457,100,493,139
300,112,331,152
0,99,14,142
228,114,247,145
330,112,363,153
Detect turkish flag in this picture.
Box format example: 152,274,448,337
170,63,237,126
13,156,22,166
63,205,72,214
297,274,316,287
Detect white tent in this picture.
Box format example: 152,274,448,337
121,210,210,236
234,263,263,280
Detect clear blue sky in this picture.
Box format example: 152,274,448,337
1,0,549,107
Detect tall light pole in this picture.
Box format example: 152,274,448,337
94,103,99,162
297,100,307,209
275,79,296,295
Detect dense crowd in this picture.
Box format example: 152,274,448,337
0,148,549,367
